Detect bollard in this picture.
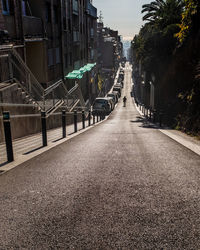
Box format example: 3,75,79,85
41,111,47,147
88,110,91,126
93,114,95,125
82,110,85,129
62,110,66,138
74,110,77,132
3,111,14,162
97,115,99,123
153,110,156,123
149,109,152,120
159,112,163,127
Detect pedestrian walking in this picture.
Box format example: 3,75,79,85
123,96,127,107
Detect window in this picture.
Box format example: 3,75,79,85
53,5,58,24
55,47,60,64
2,0,9,15
65,54,68,68
46,2,51,23
48,48,54,66
21,0,32,16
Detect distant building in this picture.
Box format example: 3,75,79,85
97,21,123,95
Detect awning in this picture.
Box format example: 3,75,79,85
65,70,83,79
65,63,96,79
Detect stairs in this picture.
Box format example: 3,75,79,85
0,45,87,113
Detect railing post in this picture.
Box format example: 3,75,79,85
62,110,66,138
8,54,14,83
28,73,31,94
159,112,163,127
41,111,47,147
3,112,14,162
82,110,85,129
74,110,77,132
153,110,156,123
88,110,91,126
149,109,152,120
93,114,95,125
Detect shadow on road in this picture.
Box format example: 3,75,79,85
23,146,44,155
130,116,162,129
0,161,8,168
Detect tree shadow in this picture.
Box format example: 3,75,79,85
130,116,162,129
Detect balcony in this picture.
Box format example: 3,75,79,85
23,16,44,39
73,31,80,42
72,0,79,15
87,2,97,18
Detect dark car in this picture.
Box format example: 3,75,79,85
113,86,121,97
92,98,112,116
107,93,118,104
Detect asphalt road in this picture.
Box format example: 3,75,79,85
0,63,200,249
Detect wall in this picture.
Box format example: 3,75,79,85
26,41,47,83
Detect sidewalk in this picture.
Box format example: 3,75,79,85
133,97,200,157
0,119,92,166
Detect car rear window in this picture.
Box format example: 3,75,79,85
95,99,107,104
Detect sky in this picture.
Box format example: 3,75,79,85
93,0,152,40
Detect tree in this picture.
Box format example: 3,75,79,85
176,0,200,44
142,0,183,28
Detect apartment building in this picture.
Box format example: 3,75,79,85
97,21,123,95
0,0,98,102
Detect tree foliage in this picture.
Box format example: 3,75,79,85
176,0,199,43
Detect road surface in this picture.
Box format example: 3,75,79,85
0,63,200,249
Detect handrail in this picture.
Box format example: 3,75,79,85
0,46,88,115
44,79,63,96
12,48,44,93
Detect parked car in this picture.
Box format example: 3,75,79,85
106,97,115,111
113,86,121,97
107,92,118,103
92,98,112,116
112,91,120,100
114,83,123,89
119,73,124,81
117,78,124,87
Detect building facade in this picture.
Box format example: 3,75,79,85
97,21,123,95
0,0,98,103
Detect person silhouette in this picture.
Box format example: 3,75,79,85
123,96,127,107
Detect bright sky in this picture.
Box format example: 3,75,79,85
93,0,152,40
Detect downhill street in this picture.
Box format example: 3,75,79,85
0,63,200,249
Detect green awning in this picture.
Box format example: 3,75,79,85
79,66,88,73
65,63,96,79
65,70,83,79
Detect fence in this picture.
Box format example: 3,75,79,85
136,102,176,128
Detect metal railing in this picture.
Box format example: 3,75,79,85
0,45,87,114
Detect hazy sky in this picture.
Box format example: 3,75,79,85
93,0,152,40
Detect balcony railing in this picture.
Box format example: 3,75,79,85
72,0,79,15
23,16,44,38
